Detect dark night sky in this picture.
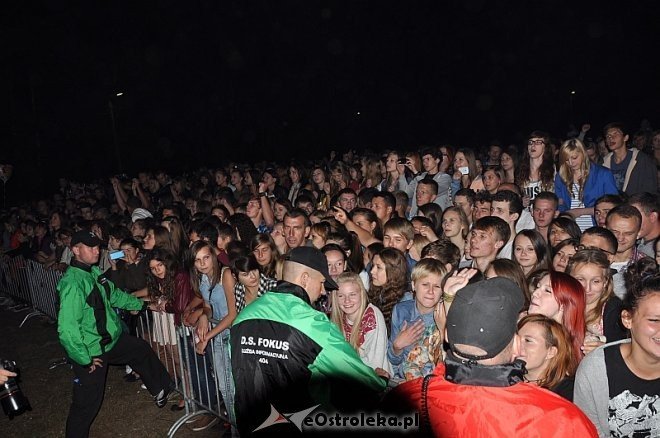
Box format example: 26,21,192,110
1,1,659,200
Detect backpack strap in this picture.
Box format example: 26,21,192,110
420,373,436,435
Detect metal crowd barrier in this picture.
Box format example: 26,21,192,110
0,255,231,436
136,310,230,437
0,255,62,326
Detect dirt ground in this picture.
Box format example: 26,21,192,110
0,305,222,438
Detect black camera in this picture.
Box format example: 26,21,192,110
0,359,31,419
398,158,407,165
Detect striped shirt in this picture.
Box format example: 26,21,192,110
571,183,593,231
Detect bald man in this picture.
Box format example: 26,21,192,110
230,247,386,436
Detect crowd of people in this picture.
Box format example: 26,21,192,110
1,121,659,436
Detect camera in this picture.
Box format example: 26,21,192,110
0,359,31,419
397,158,407,165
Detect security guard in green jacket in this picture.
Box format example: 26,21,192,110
57,230,172,438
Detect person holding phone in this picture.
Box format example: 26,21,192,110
451,148,483,196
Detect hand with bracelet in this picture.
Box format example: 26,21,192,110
442,268,479,312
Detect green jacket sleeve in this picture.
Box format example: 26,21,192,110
106,278,145,311
57,277,92,367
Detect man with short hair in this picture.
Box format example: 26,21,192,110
400,147,452,214
414,178,439,213
420,239,461,271
370,192,397,224
467,216,510,272
580,227,618,263
336,188,358,213
472,191,492,224
58,231,173,437
496,181,535,237
389,277,597,437
606,205,647,266
532,192,560,242
606,205,649,299
294,193,315,216
230,247,386,436
454,188,475,227
283,209,311,252
593,194,625,228
485,142,502,166
490,191,523,259
602,122,657,195
629,192,660,258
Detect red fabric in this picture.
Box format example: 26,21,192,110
164,271,195,326
392,363,598,437
217,250,230,267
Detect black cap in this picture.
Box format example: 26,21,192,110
71,230,102,248
284,246,339,290
446,277,524,361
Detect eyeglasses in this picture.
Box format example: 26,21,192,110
576,244,614,256
527,139,545,146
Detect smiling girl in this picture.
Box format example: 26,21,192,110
517,314,578,401
574,271,660,437
330,272,391,373
567,249,628,355
527,270,586,363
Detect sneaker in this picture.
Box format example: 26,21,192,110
154,388,171,408
124,373,141,383
190,414,219,432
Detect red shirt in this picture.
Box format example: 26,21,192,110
391,362,598,437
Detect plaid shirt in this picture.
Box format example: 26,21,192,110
234,273,278,313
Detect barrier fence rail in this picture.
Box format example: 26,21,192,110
0,255,229,436
0,255,61,325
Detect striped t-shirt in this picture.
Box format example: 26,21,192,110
571,183,593,231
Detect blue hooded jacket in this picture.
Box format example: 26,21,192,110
554,162,619,215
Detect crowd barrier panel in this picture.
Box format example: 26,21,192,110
0,255,62,326
136,310,229,437
0,255,229,436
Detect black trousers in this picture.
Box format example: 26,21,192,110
65,333,172,438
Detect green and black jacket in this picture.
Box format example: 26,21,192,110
230,281,386,435
57,260,146,367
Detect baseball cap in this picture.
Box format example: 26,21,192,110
131,207,153,222
71,230,102,248
446,277,524,361
284,246,339,290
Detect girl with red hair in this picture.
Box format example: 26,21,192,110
527,270,586,363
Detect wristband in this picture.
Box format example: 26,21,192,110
443,294,455,304
259,192,267,197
